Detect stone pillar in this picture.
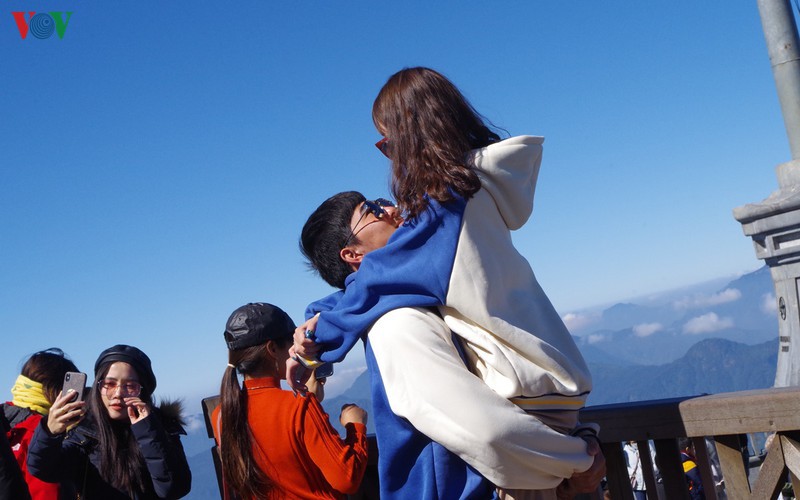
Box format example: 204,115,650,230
734,185,800,386
734,0,800,387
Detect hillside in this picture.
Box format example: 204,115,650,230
586,338,777,405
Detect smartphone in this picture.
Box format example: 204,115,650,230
315,363,334,380
61,371,87,402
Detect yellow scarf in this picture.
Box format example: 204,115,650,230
11,374,51,415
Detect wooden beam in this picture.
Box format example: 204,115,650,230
781,434,800,478
750,433,786,500
582,397,692,442
636,440,659,499
653,439,690,500
602,442,634,500
714,434,751,499
691,437,718,500
678,388,800,437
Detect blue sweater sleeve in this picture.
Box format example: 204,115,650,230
305,290,345,319
314,196,466,363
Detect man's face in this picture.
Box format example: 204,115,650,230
347,200,402,256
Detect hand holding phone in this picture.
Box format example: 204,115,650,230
47,372,87,434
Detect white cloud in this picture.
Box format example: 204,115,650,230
183,413,205,433
633,322,663,338
761,293,777,315
673,288,742,310
682,312,734,334
562,312,598,333
587,334,606,345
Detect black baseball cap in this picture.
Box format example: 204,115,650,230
224,303,296,350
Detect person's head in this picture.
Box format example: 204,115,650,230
223,302,296,378
301,191,402,289
219,302,296,498
88,344,156,493
18,348,78,405
372,66,501,218
91,344,156,422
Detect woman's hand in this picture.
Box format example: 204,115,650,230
339,403,367,427
286,346,312,394
47,390,85,435
124,397,151,425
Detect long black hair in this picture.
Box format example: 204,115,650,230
219,334,292,499
87,361,150,495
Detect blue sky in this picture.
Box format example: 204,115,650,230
1,2,791,407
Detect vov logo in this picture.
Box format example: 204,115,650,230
12,12,73,40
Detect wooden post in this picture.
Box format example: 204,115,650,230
653,439,690,500
714,434,752,498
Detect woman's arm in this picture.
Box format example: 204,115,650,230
298,394,368,495
26,419,72,485
131,411,192,499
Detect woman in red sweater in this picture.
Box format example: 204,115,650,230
213,302,368,500
3,348,78,500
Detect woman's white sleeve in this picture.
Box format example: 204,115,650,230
368,307,593,490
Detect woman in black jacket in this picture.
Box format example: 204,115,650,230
27,345,191,499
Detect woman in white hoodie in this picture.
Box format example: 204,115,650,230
294,67,604,498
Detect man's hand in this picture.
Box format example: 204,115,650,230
556,437,606,498
293,315,321,358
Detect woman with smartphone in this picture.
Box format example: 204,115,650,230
26,344,192,499
213,302,368,499
3,348,78,500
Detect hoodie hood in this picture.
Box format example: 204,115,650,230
470,135,544,230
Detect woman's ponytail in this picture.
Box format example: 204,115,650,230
219,349,271,499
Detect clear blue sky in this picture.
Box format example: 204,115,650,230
1,1,789,407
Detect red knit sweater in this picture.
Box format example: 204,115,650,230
212,377,368,499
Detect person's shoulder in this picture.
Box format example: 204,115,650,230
3,402,38,428
500,135,544,145
482,135,544,151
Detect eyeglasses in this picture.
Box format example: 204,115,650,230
98,379,142,397
375,138,390,158
342,198,395,248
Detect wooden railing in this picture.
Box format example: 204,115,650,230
201,387,800,499
580,387,800,499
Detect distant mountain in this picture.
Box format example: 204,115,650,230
320,370,374,435
185,450,220,499
573,266,777,365
586,338,777,405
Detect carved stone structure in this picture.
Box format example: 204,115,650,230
734,0,800,387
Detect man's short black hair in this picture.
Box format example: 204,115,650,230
300,191,366,289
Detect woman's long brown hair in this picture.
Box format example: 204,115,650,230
219,345,272,499
372,67,501,219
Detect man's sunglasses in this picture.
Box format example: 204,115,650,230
342,198,395,248
375,138,390,158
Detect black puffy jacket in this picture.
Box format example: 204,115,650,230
27,402,191,499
